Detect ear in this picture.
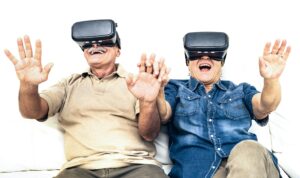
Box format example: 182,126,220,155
186,59,189,66
187,64,192,76
116,48,121,57
221,61,225,66
187,62,191,71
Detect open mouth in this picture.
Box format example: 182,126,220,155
88,46,107,55
199,63,212,71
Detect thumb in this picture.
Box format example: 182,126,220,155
126,73,134,87
258,57,266,72
40,63,53,82
44,63,54,74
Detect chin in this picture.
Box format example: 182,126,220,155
89,55,103,60
200,79,211,84
87,57,103,63
197,73,211,80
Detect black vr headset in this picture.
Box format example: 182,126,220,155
72,19,121,50
183,32,229,65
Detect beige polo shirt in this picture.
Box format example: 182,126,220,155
40,64,159,170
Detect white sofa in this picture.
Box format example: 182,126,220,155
0,111,298,178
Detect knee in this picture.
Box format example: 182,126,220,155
228,140,269,164
54,167,87,178
231,140,266,155
138,165,168,178
227,140,279,178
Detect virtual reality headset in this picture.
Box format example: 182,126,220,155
184,32,229,65
72,19,121,50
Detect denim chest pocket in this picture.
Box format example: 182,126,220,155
174,94,200,116
217,93,250,120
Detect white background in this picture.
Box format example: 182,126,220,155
0,0,299,172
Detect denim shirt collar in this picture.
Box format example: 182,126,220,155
188,77,227,92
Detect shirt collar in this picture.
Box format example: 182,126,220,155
215,80,227,91
188,77,200,91
81,64,128,78
188,77,227,91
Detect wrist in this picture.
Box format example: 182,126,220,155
139,99,156,106
263,78,280,86
20,82,39,93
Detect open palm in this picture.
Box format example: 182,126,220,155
4,35,53,85
259,55,286,79
126,72,161,102
259,39,291,79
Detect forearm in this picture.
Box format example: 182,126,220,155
138,100,161,141
19,82,48,119
261,78,281,111
255,78,281,119
156,88,172,123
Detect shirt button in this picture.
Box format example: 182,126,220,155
208,119,212,122
212,166,216,169
210,135,214,138
187,96,191,99
208,95,211,98
229,98,232,101
217,148,221,151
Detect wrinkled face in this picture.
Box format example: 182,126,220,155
188,56,222,85
83,44,120,69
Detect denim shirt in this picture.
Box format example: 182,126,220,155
165,78,269,178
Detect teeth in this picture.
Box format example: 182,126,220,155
199,63,211,67
88,47,107,55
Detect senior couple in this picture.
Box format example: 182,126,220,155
4,19,290,178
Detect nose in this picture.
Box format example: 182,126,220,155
92,43,99,48
199,56,211,60
202,56,210,59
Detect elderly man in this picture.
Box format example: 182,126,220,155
4,19,169,178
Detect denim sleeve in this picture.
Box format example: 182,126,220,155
242,82,269,126
164,80,178,114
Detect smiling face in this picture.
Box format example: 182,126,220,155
83,44,120,70
188,56,223,87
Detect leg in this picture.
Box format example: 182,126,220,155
213,159,227,178
54,167,99,178
226,140,279,178
108,164,169,178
